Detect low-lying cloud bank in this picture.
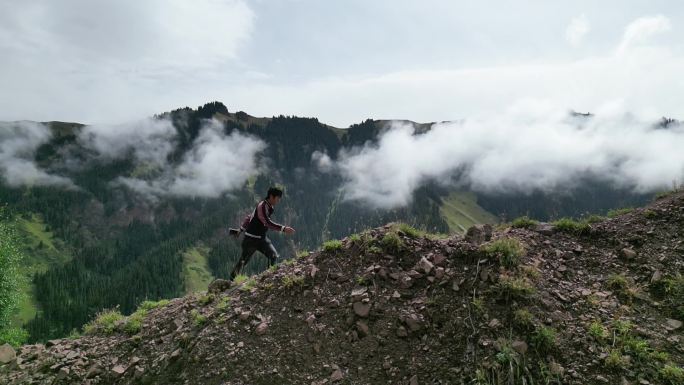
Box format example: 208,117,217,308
0,118,267,200
316,103,684,208
0,121,75,188
117,119,266,199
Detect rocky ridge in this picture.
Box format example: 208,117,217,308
1,192,683,384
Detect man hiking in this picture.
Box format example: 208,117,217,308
229,187,295,280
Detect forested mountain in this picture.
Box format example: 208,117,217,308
0,101,653,343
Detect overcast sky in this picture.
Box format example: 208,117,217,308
1,0,683,126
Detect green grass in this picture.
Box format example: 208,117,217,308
552,217,591,235
607,207,634,218
83,309,125,335
650,274,684,319
198,293,214,306
380,232,404,254
216,296,232,311
605,348,629,369
394,223,423,238
495,276,536,300
510,216,539,229
583,214,605,224
588,320,608,341
233,274,257,291
84,299,169,336
182,245,214,294
471,297,486,314
481,238,525,268
439,191,498,234
660,364,684,384
531,326,557,352
190,309,207,327
607,274,628,291
282,274,305,288
513,309,534,329
322,239,343,252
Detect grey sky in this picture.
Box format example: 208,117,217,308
1,0,683,126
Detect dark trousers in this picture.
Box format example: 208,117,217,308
229,236,279,280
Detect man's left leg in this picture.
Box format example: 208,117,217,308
258,237,280,267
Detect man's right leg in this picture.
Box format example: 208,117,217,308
230,239,257,280
258,237,280,267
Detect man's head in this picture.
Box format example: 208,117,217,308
266,186,283,205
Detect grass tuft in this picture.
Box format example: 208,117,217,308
552,218,591,235
510,216,539,229
481,238,525,269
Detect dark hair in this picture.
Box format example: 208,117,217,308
266,187,283,199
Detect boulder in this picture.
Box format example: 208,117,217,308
208,279,231,293
0,344,16,365
465,224,493,244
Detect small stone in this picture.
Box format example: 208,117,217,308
404,314,422,331
239,311,251,321
511,340,528,355
353,302,371,318
651,270,663,283
620,248,637,260
170,349,182,359
488,318,501,328
356,320,370,337
596,375,609,383
330,368,344,381
111,365,127,377
417,257,434,274
666,319,682,330
0,344,16,364
255,322,269,335
549,362,564,376
432,254,447,266
396,326,408,337
86,364,104,378
409,374,419,385
134,366,145,378
350,287,367,301
57,367,70,380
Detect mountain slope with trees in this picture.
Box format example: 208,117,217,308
0,102,655,344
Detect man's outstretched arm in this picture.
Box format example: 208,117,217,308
258,201,286,231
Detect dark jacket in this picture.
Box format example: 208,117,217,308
240,199,285,238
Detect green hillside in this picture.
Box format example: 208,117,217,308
182,245,214,294
439,191,499,233
13,213,72,324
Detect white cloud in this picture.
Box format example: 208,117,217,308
118,119,266,199
332,103,684,208
0,122,75,188
78,118,177,167
566,14,590,46
617,15,671,53
311,150,333,173
0,0,255,124
229,14,682,127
